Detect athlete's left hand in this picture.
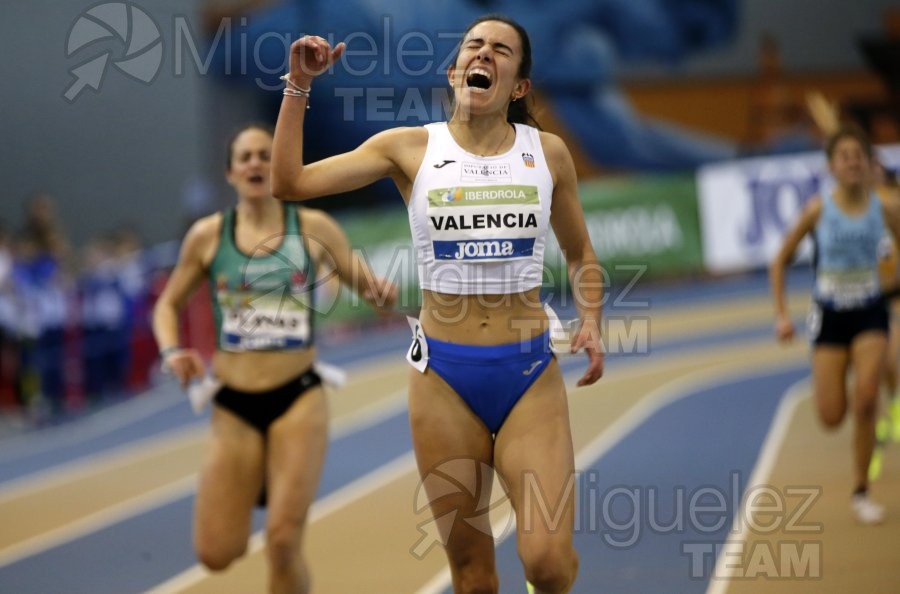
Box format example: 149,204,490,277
364,276,398,317
573,317,604,386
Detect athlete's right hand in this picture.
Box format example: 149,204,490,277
574,318,604,386
288,35,346,88
774,314,794,343
162,349,205,388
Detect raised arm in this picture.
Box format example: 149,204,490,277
805,91,841,137
769,197,821,342
880,193,900,296
880,190,900,246
545,132,604,386
301,209,397,314
271,36,408,200
151,217,215,386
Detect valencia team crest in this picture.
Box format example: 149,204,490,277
521,152,535,168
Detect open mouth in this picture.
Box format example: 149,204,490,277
248,174,264,184
466,67,493,92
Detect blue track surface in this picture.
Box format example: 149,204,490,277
483,367,807,594
0,271,814,592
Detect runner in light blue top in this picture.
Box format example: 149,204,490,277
770,125,900,526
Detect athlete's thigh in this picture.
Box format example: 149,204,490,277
195,406,266,548
266,386,329,529
408,368,497,559
888,312,900,363
811,345,851,425
408,367,494,468
494,359,576,544
851,331,888,407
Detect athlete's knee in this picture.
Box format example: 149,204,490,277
456,574,498,594
455,572,497,594
447,550,498,594
520,541,578,593
853,391,879,420
265,517,303,573
815,397,845,429
195,539,245,572
818,409,844,430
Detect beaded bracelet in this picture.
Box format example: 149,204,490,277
280,75,310,108
280,74,311,94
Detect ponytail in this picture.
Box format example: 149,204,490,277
508,94,541,129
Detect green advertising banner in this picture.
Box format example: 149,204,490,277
569,175,704,279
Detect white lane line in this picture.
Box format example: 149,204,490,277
0,388,414,565
144,451,418,594
330,388,408,439
0,385,410,504
414,362,808,594
0,426,204,503
704,377,810,594
3,343,803,588
0,356,405,467
0,475,198,568
0,383,186,465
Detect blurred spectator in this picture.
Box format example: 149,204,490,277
869,110,900,144
844,7,900,145
0,223,11,290
113,225,149,309
13,232,69,416
746,33,819,154
111,225,155,392
23,193,71,267
80,235,128,402
15,194,72,417
0,206,178,423
0,221,17,410
806,89,899,145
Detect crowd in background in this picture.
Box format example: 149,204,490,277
0,195,162,422
2,10,898,425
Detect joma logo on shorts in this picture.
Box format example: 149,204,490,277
454,240,514,259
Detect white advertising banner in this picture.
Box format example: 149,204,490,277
697,144,900,274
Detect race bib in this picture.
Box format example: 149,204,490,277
815,269,879,310
405,316,430,373
220,292,311,351
426,185,541,262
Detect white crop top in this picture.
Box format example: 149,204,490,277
408,122,554,295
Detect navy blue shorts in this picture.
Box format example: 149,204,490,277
808,300,889,346
426,331,554,434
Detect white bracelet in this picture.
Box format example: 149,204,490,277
280,75,310,108
283,88,311,109
280,74,311,94
283,87,310,98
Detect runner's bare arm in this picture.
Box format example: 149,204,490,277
301,209,397,313
545,132,604,385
